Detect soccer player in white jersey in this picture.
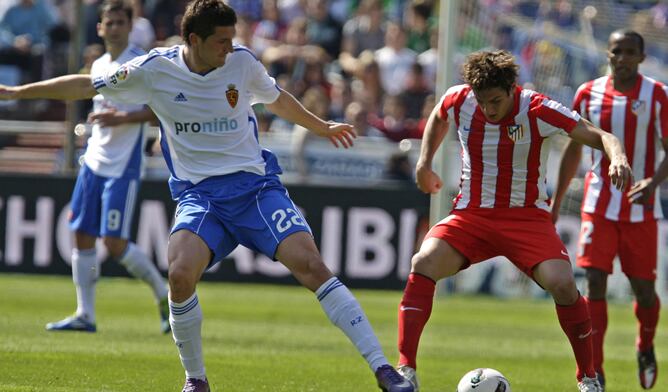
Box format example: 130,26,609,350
553,30,668,390
0,1,415,391
394,50,633,392
0,0,170,334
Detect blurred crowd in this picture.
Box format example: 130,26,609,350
1,0,668,180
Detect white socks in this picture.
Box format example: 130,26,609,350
169,293,206,380
118,243,168,301
316,277,388,372
72,248,99,322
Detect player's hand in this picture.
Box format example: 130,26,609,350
415,163,443,194
0,84,19,100
608,155,633,190
314,121,357,148
88,108,128,127
551,204,561,224
627,177,656,207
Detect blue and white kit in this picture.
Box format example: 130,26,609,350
94,44,311,262
70,44,146,239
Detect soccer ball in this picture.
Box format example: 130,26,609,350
456,368,511,392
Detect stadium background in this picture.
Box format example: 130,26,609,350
0,0,668,300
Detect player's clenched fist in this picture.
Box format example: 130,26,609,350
608,155,633,190
415,163,443,194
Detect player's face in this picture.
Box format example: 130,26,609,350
473,86,514,123
197,26,236,69
97,10,132,46
608,35,644,81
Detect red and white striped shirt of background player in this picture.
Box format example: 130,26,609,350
438,84,581,212
573,74,668,222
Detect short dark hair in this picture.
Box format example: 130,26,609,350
181,0,237,45
98,0,133,22
609,29,644,53
462,50,518,93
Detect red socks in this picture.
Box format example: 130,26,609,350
634,296,660,352
586,297,608,376
397,273,435,369
556,295,596,380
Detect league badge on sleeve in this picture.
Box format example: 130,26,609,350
507,124,524,142
226,84,238,108
109,65,129,85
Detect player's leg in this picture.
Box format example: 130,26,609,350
576,213,618,386
396,236,466,390
47,164,101,332
168,229,212,392
244,178,412,391
584,268,609,388
101,176,170,332
275,232,413,391
620,219,659,389
533,259,599,387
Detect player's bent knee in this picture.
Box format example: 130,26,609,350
168,263,198,300
103,237,128,259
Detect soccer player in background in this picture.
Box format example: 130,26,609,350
552,29,668,390
0,1,414,391
395,50,633,392
4,0,170,334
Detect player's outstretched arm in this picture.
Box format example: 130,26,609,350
627,137,668,205
87,107,157,128
265,89,356,148
415,103,448,194
0,74,97,101
569,118,632,190
551,140,583,223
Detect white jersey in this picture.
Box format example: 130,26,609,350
93,44,281,195
86,44,147,178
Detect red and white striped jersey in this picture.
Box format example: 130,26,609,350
439,84,580,211
573,74,668,222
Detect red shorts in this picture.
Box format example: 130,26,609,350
426,208,570,278
576,213,657,280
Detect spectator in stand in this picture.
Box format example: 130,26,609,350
549,0,577,29
225,0,262,20
385,151,415,186
405,0,432,54
351,50,385,115
0,0,59,83
340,0,385,59
262,16,329,93
252,0,285,58
305,0,343,59
374,22,417,96
368,94,421,142
128,0,156,51
328,73,352,121
400,62,431,120
291,86,331,181
277,0,306,26
344,101,382,137
417,26,437,91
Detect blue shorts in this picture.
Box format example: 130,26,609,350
171,171,312,265
69,163,140,239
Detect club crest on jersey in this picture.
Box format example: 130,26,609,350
109,65,128,85
507,124,524,142
226,84,238,108
631,100,646,115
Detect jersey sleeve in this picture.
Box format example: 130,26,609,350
247,55,280,105
572,83,588,115
437,84,469,121
656,84,668,139
533,96,581,137
92,56,152,105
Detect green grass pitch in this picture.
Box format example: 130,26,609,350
0,274,665,391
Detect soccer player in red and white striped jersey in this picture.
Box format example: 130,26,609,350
553,30,668,390
396,50,633,392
